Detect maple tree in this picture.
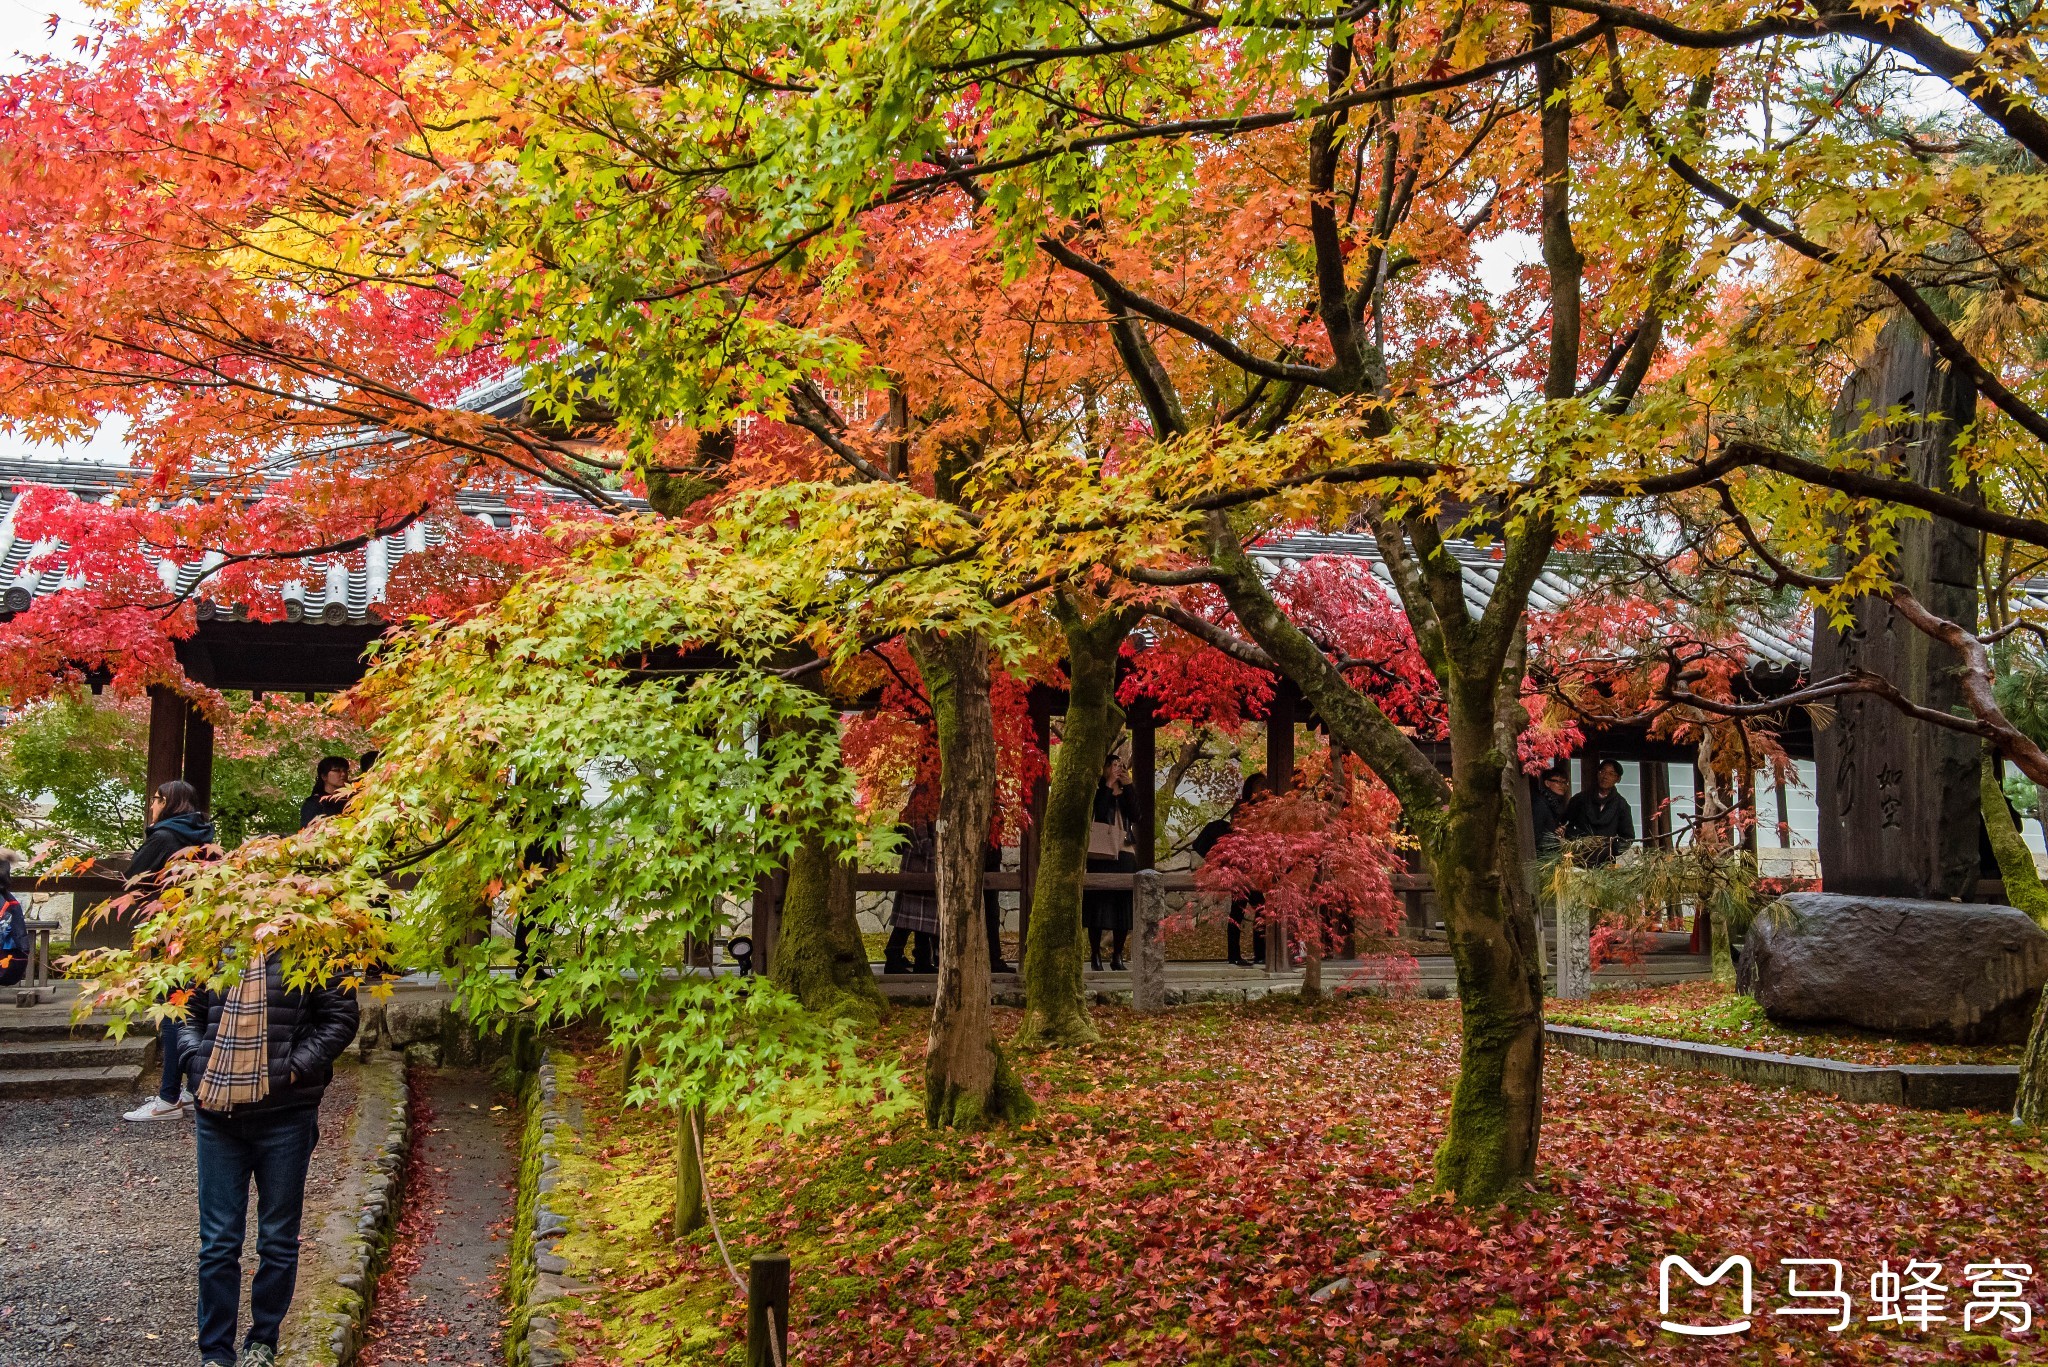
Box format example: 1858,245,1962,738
1191,746,1412,998
22,0,2048,1205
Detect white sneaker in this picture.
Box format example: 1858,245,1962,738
123,1096,187,1122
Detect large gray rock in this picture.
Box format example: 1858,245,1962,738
1748,893,2048,1043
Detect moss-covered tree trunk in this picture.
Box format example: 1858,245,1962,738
771,830,884,1023
2020,989,2048,1127
1208,512,1550,1205
1982,758,2048,927
1982,757,2048,1126
767,712,885,1024
1016,597,1137,1049
910,628,1033,1127
1426,686,1545,1205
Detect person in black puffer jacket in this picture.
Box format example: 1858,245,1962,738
121,780,221,1124
175,957,359,1367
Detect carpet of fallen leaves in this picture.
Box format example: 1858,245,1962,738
1547,983,2025,1066
549,995,2048,1365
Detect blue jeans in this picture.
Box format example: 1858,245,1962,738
158,1015,184,1103
195,1106,320,1364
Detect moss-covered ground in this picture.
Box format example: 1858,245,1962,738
545,994,2048,1365
1548,981,2025,1066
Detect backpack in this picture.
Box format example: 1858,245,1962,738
0,893,28,987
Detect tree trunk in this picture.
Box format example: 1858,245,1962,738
1981,757,2048,927
1299,948,1323,1001
1016,600,1135,1048
911,629,1034,1128
1429,741,1545,1206
674,1103,707,1235
2019,987,2048,1127
770,831,884,1023
1709,911,1736,986
1204,516,1548,1204
1697,727,1739,986
1982,758,2048,1127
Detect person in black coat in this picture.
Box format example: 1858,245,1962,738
885,819,939,973
122,780,221,1123
175,956,359,1367
1563,759,1635,866
298,756,352,829
1084,754,1140,972
1535,769,1571,855
1193,772,1266,966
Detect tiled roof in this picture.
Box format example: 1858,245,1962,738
0,453,1815,669
1251,532,1814,671
0,455,622,626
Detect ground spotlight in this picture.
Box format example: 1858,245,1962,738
727,934,755,977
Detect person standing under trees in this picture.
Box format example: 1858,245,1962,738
1536,769,1571,856
297,756,351,829
122,779,219,1123
175,951,359,1367
0,855,28,989
1194,772,1267,967
884,817,940,973
1085,752,1140,972
1564,760,1635,866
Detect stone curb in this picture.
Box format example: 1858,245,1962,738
511,1051,585,1367
296,1050,411,1366
1546,1023,2020,1111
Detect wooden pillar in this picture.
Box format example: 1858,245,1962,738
182,704,215,813
1775,776,1792,848
1266,679,1296,793
1264,679,1296,970
1130,698,1156,870
145,685,186,805
1641,761,1671,850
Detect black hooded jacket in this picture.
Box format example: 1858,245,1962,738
128,810,219,881
173,957,360,1114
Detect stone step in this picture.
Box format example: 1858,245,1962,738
0,1063,145,1099
0,1017,104,1043
0,1035,153,1071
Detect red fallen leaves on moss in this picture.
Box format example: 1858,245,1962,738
552,997,2047,1365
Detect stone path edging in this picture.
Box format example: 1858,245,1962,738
509,1053,584,1367
287,1050,411,1366
1545,1023,2020,1112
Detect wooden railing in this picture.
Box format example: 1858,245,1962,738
16,875,126,896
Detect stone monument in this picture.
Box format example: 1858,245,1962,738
1132,870,1168,1012
1554,871,1594,1000
1810,316,1983,898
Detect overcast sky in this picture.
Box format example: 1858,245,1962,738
0,0,131,465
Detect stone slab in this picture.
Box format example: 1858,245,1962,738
1545,1023,2019,1112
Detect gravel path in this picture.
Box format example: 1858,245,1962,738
0,1068,361,1366
356,1069,516,1366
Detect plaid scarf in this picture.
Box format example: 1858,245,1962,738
197,953,271,1112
